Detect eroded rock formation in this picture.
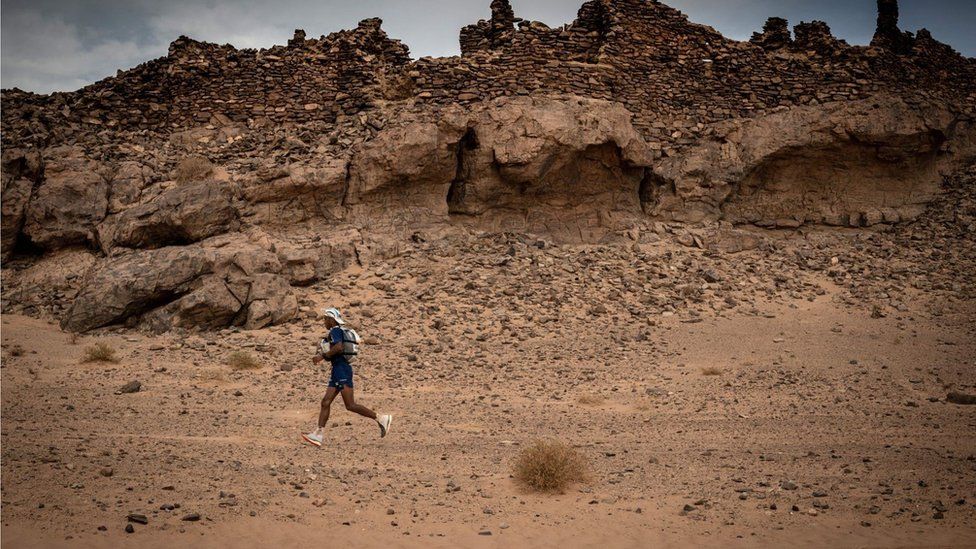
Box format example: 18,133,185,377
651,94,972,226
1,0,973,333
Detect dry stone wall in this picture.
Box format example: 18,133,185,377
3,0,973,156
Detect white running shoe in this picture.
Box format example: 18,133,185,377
302,431,323,447
377,415,392,438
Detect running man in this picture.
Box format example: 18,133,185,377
303,307,392,447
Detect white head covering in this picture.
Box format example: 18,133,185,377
322,307,346,325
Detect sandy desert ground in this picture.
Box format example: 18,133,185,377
2,222,976,549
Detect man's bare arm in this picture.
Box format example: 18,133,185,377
323,342,344,359
312,340,342,363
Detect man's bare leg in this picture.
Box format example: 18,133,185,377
340,387,376,420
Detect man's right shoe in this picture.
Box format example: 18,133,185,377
377,415,392,438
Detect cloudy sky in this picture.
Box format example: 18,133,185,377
2,0,974,93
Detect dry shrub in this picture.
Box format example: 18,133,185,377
174,155,213,184
227,351,260,370
196,368,227,382
8,345,25,357
578,394,605,406
513,439,588,493
701,366,723,376
83,342,119,363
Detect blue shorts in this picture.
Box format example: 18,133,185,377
328,363,353,389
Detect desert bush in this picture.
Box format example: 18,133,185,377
8,345,25,357
578,394,605,405
195,368,227,382
227,351,261,370
513,439,588,493
701,366,723,376
83,343,119,363
174,155,213,184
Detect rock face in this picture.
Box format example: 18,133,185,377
22,147,108,251
99,179,238,251
650,95,974,226
346,97,654,238
1,149,42,260
0,0,974,333
240,160,348,226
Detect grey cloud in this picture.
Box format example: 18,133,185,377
1,8,168,93
2,0,973,94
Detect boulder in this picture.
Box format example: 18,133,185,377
61,245,214,332
703,229,763,254
139,276,245,333
99,179,238,251
61,234,298,333
241,160,348,225
23,146,108,250
108,161,154,214
275,227,361,285
242,273,298,329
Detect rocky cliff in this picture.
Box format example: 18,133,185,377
1,0,974,334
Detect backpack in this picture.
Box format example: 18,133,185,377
320,327,362,363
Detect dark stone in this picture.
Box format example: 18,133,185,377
947,392,976,405
116,381,141,395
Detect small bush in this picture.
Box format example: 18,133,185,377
226,351,260,370
174,155,213,184
8,345,25,357
701,366,723,376
513,439,588,494
578,394,605,406
83,343,119,363
196,368,227,382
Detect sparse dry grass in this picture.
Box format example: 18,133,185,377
701,366,723,376
174,155,214,184
226,351,261,370
578,394,605,406
513,439,588,494
195,368,227,382
68,333,80,345
83,342,119,363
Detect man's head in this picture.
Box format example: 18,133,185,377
322,307,346,328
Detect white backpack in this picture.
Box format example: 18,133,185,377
320,327,362,363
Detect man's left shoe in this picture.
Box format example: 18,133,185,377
377,415,392,438
302,431,323,447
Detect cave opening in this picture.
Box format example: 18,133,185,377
447,127,479,215
638,170,672,214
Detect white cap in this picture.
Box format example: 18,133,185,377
322,307,346,325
